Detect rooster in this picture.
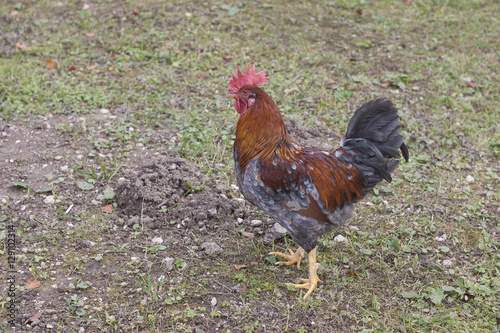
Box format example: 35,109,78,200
228,63,409,299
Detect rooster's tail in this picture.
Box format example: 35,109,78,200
340,98,409,196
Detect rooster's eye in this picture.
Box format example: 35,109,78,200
243,90,248,94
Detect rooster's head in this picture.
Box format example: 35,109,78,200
228,63,268,115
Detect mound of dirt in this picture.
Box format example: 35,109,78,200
115,120,338,235
115,153,257,232
283,117,339,150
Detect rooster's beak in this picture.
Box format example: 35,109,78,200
227,94,236,99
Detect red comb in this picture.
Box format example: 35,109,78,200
228,62,269,93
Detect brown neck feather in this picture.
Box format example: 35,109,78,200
234,87,291,171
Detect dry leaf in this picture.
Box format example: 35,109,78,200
131,11,139,16
16,41,29,51
224,55,234,60
101,205,113,213
345,270,359,278
242,231,254,238
349,57,358,62
107,66,114,71
466,81,477,88
381,82,390,87
403,0,411,3
85,32,96,38
355,9,362,15
24,312,42,325
109,52,115,61
26,279,41,289
234,264,248,270
87,65,97,70
11,10,19,16
68,65,76,71
46,59,56,70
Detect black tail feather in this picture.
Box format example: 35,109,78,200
341,99,409,196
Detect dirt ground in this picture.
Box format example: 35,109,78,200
0,113,341,332
1,0,499,332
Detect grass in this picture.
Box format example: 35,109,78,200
0,0,499,332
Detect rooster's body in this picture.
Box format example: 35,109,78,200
228,64,409,298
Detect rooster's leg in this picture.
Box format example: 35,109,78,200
288,247,321,299
269,247,305,268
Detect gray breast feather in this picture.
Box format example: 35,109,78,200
235,159,354,252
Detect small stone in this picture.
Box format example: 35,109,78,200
100,108,110,114
215,185,226,192
349,226,359,231
236,218,243,224
231,184,239,191
54,156,63,160
465,175,474,183
442,259,452,266
436,234,447,242
165,257,174,271
208,208,217,217
44,195,56,204
46,324,53,329
263,223,287,244
211,297,217,306
233,198,245,204
334,235,346,242
200,242,223,255
21,247,28,253
152,237,163,244
131,257,139,262
251,219,262,227
180,262,188,271
272,223,287,234
316,262,326,272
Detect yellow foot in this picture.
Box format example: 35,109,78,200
269,247,305,268
288,275,322,299
287,247,321,299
